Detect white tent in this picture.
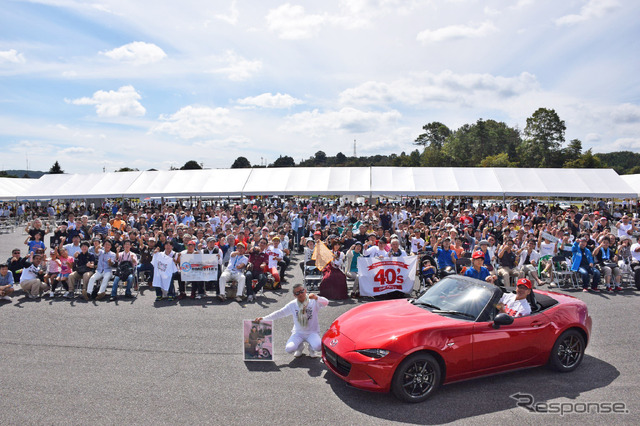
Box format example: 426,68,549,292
0,177,37,201
620,174,640,197
10,167,639,200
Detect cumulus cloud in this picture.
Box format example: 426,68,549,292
555,0,619,26
214,0,239,25
212,50,262,81
152,105,242,139
236,92,304,109
0,49,26,64
611,103,640,123
417,21,497,43
266,3,327,39
613,137,640,150
339,70,539,107
281,107,401,136
101,41,167,65
66,85,146,117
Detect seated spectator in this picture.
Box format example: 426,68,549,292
497,238,517,286
218,243,248,302
7,248,27,283
20,253,49,299
68,241,96,301
516,239,542,287
0,263,15,301
110,240,138,300
87,240,116,300
464,251,497,283
593,236,621,291
571,236,601,292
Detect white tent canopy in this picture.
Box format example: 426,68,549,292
8,167,638,200
620,174,640,197
0,177,37,201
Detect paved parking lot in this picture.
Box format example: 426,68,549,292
1,230,638,425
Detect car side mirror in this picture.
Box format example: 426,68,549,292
492,313,514,329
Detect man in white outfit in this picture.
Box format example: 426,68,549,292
256,283,329,358
218,243,247,302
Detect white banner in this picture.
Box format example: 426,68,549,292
180,253,219,281
357,255,418,297
540,231,559,243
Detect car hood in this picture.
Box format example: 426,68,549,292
330,299,462,348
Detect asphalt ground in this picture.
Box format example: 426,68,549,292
1,229,639,425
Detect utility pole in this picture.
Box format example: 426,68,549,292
353,139,357,157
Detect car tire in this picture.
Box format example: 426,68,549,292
548,329,585,372
391,353,441,403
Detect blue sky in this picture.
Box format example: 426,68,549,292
1,0,639,173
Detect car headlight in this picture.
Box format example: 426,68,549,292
355,349,390,359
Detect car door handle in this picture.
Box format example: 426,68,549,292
531,320,546,328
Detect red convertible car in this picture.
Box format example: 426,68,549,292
322,276,592,402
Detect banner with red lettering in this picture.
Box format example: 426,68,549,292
357,255,417,296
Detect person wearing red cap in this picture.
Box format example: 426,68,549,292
497,278,532,317
464,251,497,283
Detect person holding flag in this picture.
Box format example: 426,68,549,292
317,240,348,300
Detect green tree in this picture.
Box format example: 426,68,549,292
272,155,295,167
564,149,602,168
231,156,251,168
561,139,582,166
519,108,566,167
116,167,139,172
335,152,347,164
180,160,202,170
414,122,451,148
314,151,327,165
49,161,64,174
480,152,517,167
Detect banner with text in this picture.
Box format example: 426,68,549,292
180,253,219,281
357,255,418,297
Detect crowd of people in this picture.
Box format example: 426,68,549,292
1,197,640,306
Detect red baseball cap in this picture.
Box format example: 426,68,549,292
471,251,484,259
517,278,532,289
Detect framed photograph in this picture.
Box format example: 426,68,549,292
243,319,273,362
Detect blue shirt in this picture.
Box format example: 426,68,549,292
436,247,457,268
0,272,14,286
465,266,491,281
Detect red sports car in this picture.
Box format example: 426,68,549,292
322,276,592,402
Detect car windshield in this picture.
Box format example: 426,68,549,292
415,277,495,320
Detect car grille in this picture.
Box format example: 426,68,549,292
323,345,352,377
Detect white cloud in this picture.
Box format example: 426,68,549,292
281,107,401,136
266,3,327,39
339,70,539,107
214,0,239,25
555,0,619,26
0,49,26,64
101,41,167,65
152,105,242,139
212,50,262,81
60,146,95,155
193,135,251,149
236,92,304,109
611,103,640,123
66,85,146,117
613,137,640,150
417,21,497,43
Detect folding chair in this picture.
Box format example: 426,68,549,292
551,255,580,289
303,260,322,291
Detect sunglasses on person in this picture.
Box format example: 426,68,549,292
293,289,306,296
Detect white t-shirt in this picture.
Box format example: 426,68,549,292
618,222,632,238
539,241,556,257
266,245,283,269
631,243,640,262
410,237,425,254
499,292,531,317
364,246,387,258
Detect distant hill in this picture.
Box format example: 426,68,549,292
1,170,46,179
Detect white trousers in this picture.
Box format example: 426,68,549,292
87,271,113,294
219,270,245,296
285,332,322,353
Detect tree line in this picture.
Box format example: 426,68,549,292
9,108,636,178
231,107,640,174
